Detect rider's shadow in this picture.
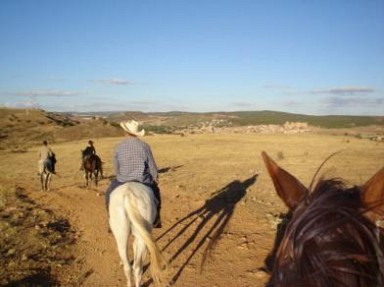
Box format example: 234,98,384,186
157,174,258,284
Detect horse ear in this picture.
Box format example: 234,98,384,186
262,151,308,211
361,167,384,223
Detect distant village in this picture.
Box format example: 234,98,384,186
179,120,310,134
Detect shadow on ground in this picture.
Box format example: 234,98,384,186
154,174,258,285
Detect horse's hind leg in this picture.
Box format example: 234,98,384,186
40,174,45,192
84,172,89,187
44,174,48,191
133,238,147,287
89,172,92,186
47,173,52,191
110,210,132,287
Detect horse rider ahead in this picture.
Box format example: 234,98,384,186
105,120,162,228
80,140,97,170
38,140,55,175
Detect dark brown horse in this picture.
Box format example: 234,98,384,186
262,151,384,287
82,150,103,187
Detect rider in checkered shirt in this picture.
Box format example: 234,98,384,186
105,120,162,228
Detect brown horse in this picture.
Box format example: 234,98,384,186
82,150,103,187
262,151,384,287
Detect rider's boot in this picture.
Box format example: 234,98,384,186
153,205,162,228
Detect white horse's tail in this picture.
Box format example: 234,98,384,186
124,193,166,285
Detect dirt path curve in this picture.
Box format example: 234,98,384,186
29,180,126,286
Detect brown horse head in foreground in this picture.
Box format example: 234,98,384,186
262,151,384,287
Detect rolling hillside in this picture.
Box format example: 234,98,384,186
1,108,383,150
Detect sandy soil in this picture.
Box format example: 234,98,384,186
1,133,383,287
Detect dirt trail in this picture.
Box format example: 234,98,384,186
1,133,383,287
24,175,273,287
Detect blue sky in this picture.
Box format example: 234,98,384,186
1,0,383,115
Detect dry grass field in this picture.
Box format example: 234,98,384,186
0,132,383,286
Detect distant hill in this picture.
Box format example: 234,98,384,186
219,111,384,129
0,108,122,150
67,110,384,129
1,108,383,150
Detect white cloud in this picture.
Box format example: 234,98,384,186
321,96,383,107
3,90,78,97
95,78,133,85
311,87,375,95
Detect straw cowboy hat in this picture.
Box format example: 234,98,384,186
120,120,145,137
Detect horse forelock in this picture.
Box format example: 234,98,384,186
270,178,384,287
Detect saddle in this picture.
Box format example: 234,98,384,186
44,153,56,173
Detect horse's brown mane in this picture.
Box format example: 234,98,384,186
270,178,384,287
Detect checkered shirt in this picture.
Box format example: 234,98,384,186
114,137,158,184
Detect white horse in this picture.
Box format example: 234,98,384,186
39,154,56,192
109,182,166,287
40,168,53,192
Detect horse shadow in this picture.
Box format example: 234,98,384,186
154,174,258,285
158,165,183,174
